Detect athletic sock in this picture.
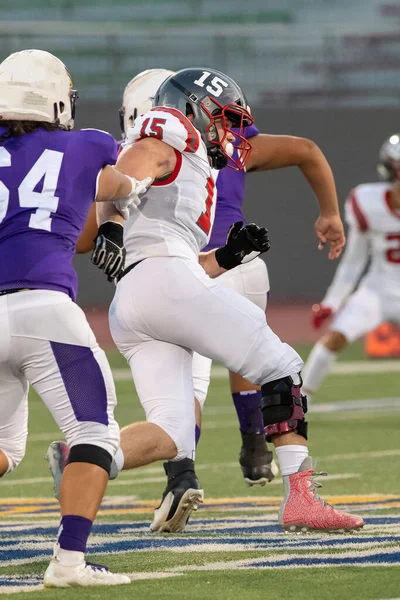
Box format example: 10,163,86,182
195,425,201,447
232,390,264,434
276,445,309,476
302,342,337,396
58,515,92,555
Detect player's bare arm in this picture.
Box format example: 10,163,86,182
76,204,97,253
246,134,346,260
78,137,177,254
92,138,177,278
199,251,226,278
75,176,132,254
95,164,142,203
116,136,177,182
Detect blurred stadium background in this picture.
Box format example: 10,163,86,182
2,0,400,341
2,6,400,596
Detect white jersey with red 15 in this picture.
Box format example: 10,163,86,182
121,107,216,267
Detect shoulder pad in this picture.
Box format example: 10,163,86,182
127,107,201,154
78,128,118,166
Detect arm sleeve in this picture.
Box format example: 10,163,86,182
126,107,201,153
322,190,370,311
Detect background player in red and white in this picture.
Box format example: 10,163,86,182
95,68,363,535
0,49,145,587
302,134,400,400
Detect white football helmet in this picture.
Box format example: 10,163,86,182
377,134,400,182
119,68,175,137
0,49,77,129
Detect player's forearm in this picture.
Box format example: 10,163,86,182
96,201,124,227
299,145,340,217
76,204,97,254
96,165,138,203
199,251,226,278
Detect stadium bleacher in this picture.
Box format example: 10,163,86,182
1,0,400,106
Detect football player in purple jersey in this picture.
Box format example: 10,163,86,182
69,69,347,532
0,49,151,587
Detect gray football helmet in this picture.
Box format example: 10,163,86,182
153,67,253,170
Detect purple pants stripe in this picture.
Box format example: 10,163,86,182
50,341,109,426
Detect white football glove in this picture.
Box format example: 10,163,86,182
114,176,152,220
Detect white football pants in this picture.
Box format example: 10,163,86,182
0,290,120,474
109,257,302,461
332,284,400,343
192,257,270,407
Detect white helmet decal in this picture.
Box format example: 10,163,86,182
0,49,77,129
119,68,175,137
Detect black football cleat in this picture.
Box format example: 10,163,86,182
150,458,204,533
239,432,279,486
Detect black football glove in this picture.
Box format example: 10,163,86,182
91,221,126,282
215,221,270,271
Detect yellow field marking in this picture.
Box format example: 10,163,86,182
0,494,399,518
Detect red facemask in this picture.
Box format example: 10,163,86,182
202,98,254,171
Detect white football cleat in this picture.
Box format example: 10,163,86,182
44,546,131,588
46,441,70,501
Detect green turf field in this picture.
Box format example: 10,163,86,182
1,343,400,599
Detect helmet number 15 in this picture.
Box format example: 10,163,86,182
193,71,229,98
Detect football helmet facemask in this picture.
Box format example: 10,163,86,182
377,134,400,182
153,67,254,170
119,68,175,137
0,49,77,129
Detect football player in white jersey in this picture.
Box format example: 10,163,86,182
89,67,363,535
73,68,345,500
302,134,400,399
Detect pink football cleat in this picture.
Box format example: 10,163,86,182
279,457,364,533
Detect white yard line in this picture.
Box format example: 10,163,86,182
112,360,400,382
1,471,360,487
28,433,60,442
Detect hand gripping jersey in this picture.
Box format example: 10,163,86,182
323,182,400,311
0,127,118,300
203,124,259,251
121,107,216,266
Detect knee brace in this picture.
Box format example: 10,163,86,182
261,375,308,441
67,444,112,475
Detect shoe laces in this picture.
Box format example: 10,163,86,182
307,469,328,507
